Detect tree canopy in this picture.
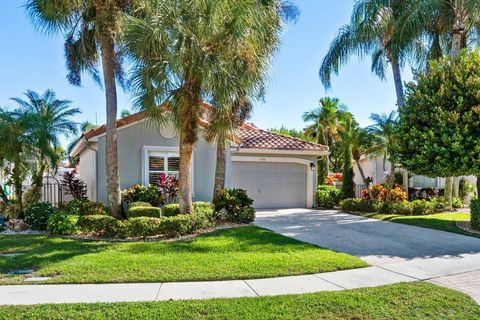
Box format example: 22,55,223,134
397,49,480,177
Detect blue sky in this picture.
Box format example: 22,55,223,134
0,0,413,146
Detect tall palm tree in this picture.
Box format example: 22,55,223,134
320,0,420,107
25,0,138,218
12,90,80,205
125,0,281,213
303,97,347,184
205,95,253,203
367,111,398,200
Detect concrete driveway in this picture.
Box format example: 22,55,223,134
255,208,480,302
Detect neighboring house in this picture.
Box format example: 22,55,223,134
353,153,476,197
70,109,328,209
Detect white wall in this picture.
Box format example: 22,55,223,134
79,144,98,201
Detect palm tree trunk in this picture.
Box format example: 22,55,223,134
385,165,396,202
213,139,227,203
179,133,194,214
12,157,23,218
100,35,122,218
445,176,453,208
452,177,459,198
355,161,372,200
389,57,404,107
402,169,409,197
451,0,467,58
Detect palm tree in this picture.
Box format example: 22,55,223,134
25,1,138,218
205,95,253,203
367,112,398,200
320,0,420,107
125,0,281,214
11,90,80,205
344,123,377,199
0,109,36,216
303,97,347,184
120,109,131,118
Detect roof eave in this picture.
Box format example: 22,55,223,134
232,148,329,156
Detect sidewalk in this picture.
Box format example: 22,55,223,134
1,253,480,305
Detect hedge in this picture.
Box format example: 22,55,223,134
128,206,161,218
77,215,127,238
129,202,152,208
341,197,448,216
316,185,343,209
340,198,379,213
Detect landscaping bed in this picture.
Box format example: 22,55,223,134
0,226,367,284
1,282,479,319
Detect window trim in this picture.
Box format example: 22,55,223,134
141,146,194,195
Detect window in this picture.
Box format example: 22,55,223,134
147,152,180,185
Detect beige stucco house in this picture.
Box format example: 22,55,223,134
70,109,328,209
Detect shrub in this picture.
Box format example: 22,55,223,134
122,184,163,206
471,199,480,230
379,201,413,215
125,217,162,238
362,185,407,202
59,199,107,216
47,212,78,235
24,202,58,230
430,197,448,212
61,171,87,200
129,202,152,208
214,189,254,212
157,173,179,204
410,200,435,215
77,215,126,238
340,198,379,213
163,204,180,217
158,215,191,237
128,206,161,218
316,185,343,209
214,189,255,223
193,202,218,222
453,197,463,209
225,207,256,224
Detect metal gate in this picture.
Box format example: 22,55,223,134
41,175,63,206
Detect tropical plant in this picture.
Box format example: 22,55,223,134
25,1,139,218
397,50,480,204
303,97,347,184
320,0,422,107
367,111,399,201
11,90,80,205
125,0,281,213
157,173,179,204
0,108,37,216
61,171,87,200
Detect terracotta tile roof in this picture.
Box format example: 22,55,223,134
77,106,327,153
238,124,328,152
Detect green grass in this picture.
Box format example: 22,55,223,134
1,282,479,320
0,226,366,284
366,212,478,237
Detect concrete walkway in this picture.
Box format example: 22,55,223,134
1,209,480,305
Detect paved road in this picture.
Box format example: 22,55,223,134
255,208,480,303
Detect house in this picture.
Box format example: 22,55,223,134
70,108,328,209
353,153,476,198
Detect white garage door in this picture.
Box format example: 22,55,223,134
231,162,307,209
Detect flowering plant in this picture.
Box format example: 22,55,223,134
325,173,343,185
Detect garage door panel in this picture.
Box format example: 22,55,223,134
231,162,307,209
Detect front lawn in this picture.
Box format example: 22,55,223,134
0,226,366,284
366,212,479,237
2,282,479,319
